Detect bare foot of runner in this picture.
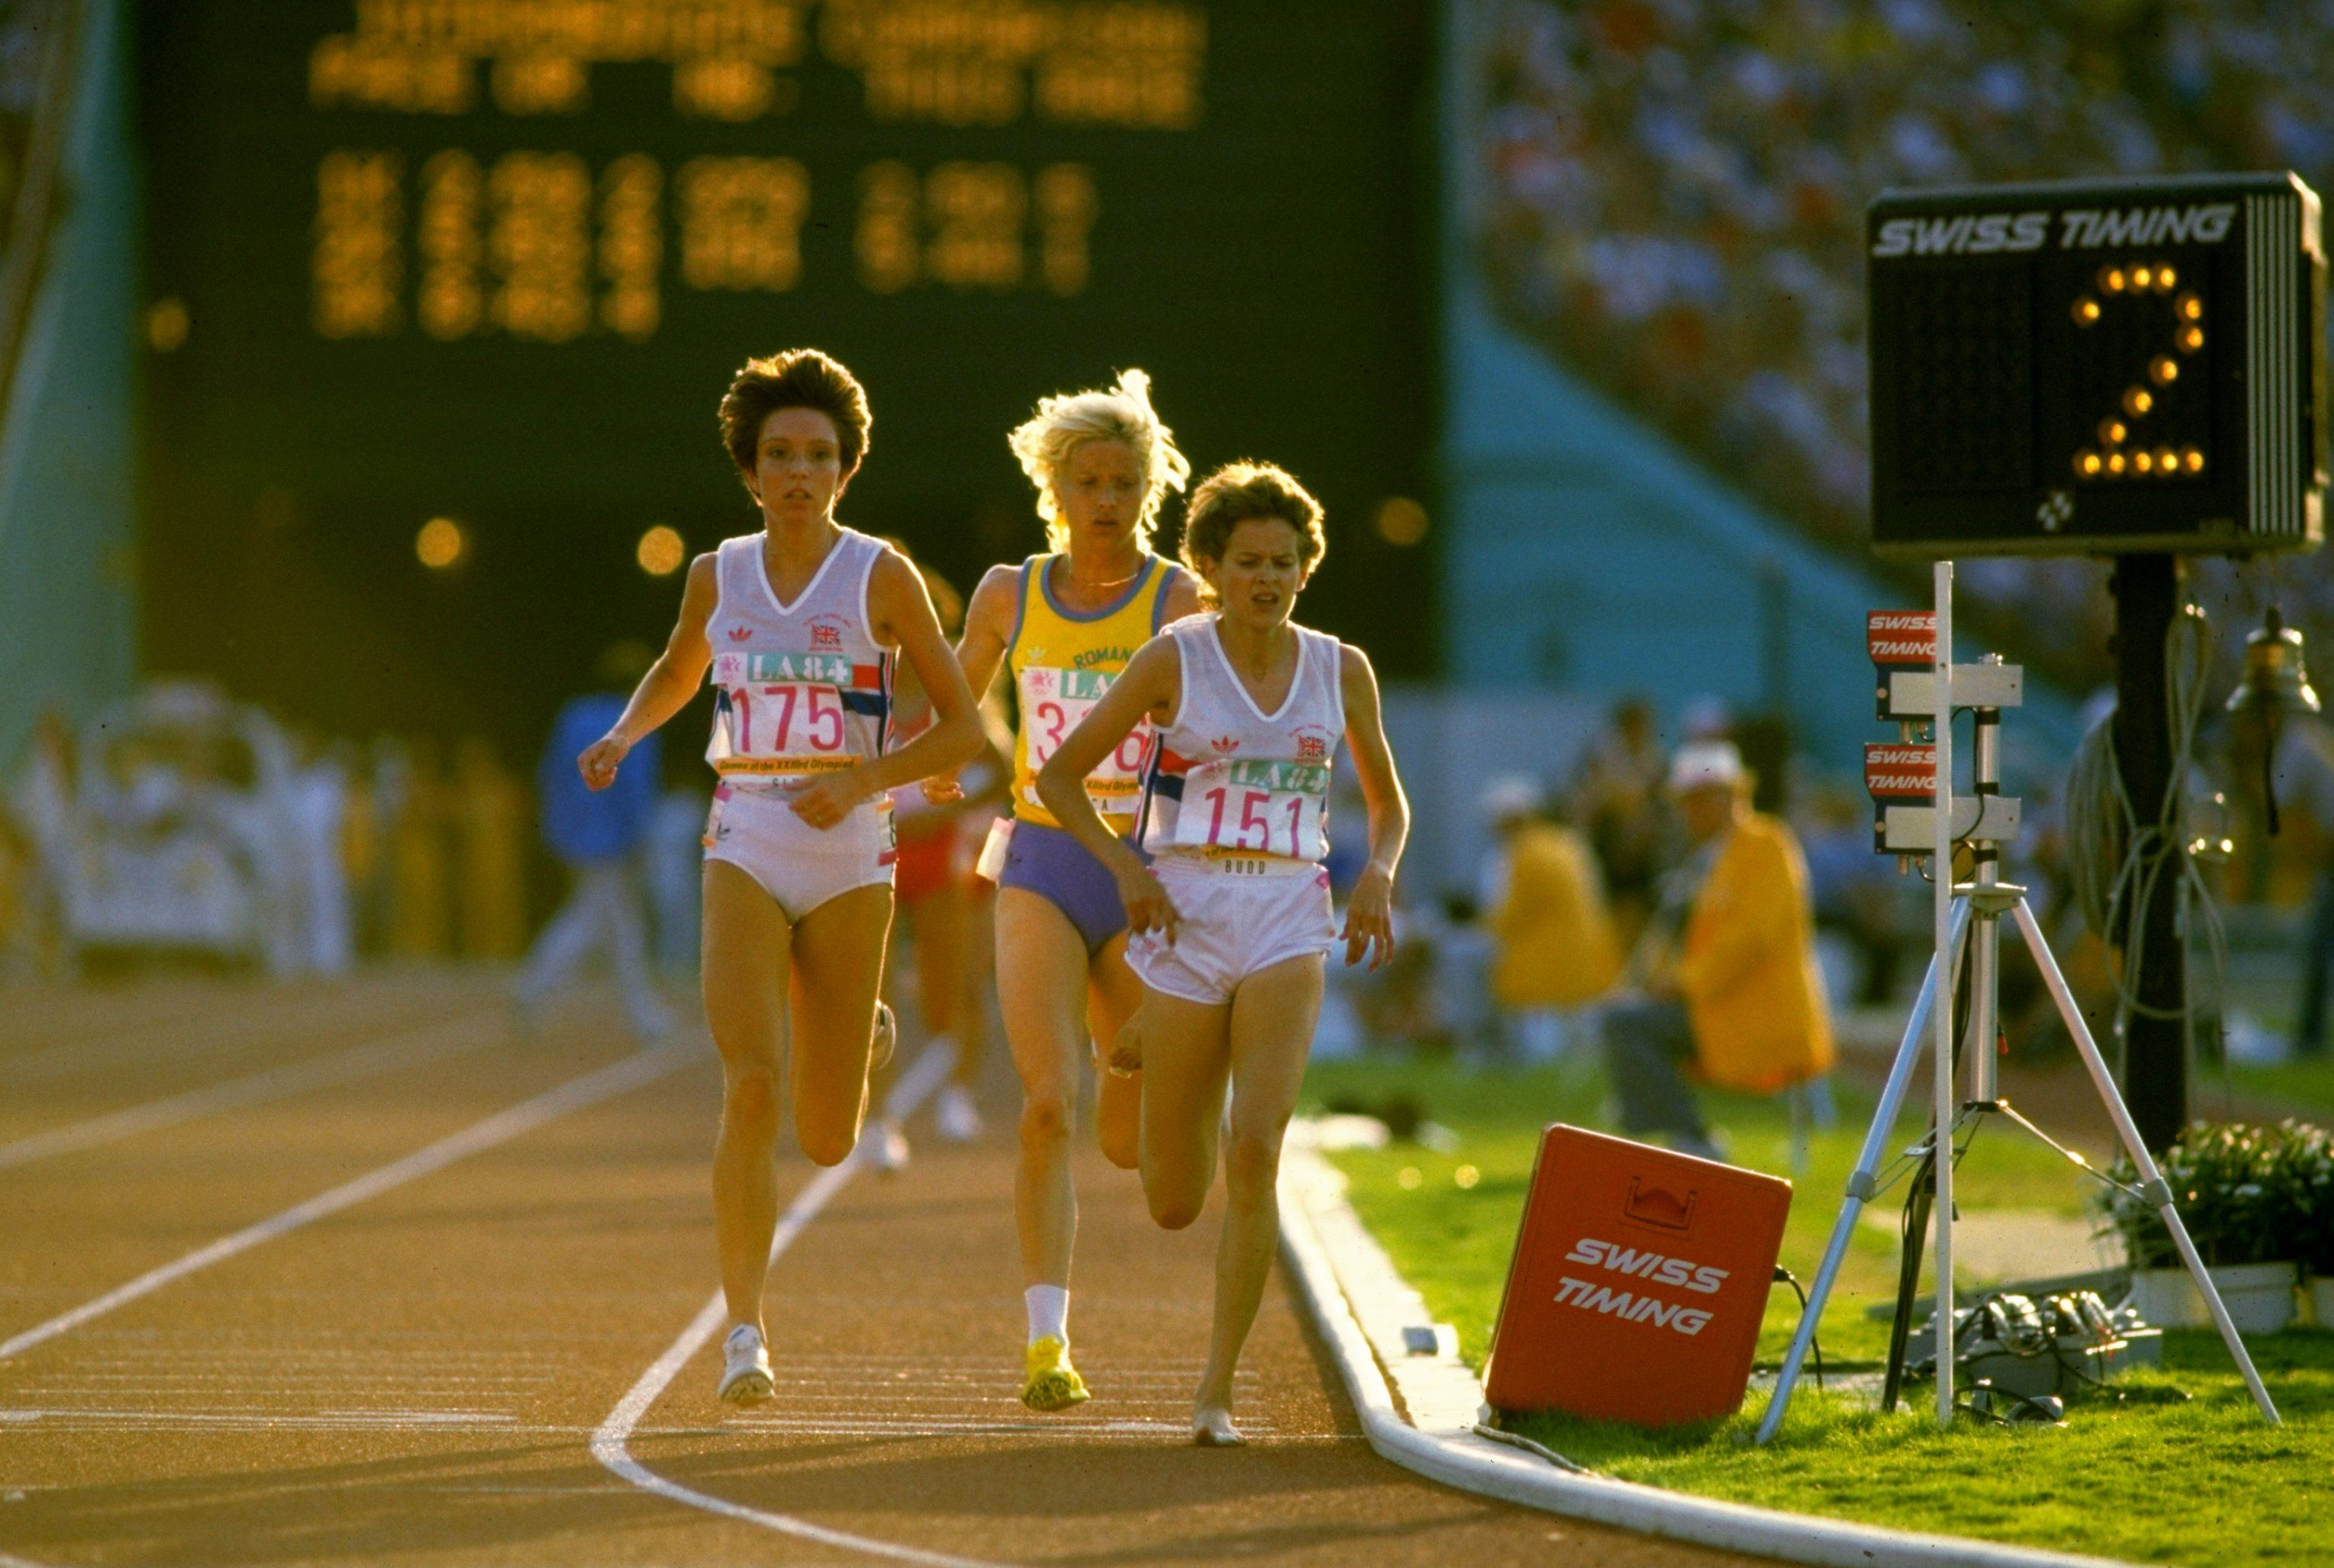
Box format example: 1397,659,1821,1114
1192,1405,1245,1446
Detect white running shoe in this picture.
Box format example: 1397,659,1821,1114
870,1001,897,1072
717,1323,773,1405
862,1117,910,1174
934,1082,983,1143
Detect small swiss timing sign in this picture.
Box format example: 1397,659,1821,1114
1868,610,1937,666
1865,743,1937,799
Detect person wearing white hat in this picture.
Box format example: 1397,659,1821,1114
1479,775,1618,1061
1600,741,1833,1161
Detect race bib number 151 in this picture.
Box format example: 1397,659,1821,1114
1176,758,1330,861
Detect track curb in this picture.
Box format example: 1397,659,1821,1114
1275,1136,2136,1568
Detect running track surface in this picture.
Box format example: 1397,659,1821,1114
0,974,1750,1566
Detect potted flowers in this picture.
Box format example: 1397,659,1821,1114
2292,1121,2334,1326
2097,1121,2314,1333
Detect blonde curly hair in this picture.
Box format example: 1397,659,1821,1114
1006,369,1192,552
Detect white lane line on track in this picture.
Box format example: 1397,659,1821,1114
0,1010,497,1171
0,1407,517,1430
589,1043,1001,1568
0,1041,698,1364
0,985,471,1087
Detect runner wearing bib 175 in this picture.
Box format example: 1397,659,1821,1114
934,370,1201,1412
574,349,983,1406
1036,461,1409,1447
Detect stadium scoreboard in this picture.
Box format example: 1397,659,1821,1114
1868,173,2326,558
138,1,1432,734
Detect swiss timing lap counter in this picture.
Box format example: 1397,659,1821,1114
1869,173,2326,557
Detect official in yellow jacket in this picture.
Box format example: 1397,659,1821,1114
1482,776,1621,1011
1601,741,1833,1159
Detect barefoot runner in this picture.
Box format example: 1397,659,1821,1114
1036,461,1409,1445
938,370,1201,1410
575,349,982,1403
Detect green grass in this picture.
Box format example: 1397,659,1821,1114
2231,1056,2334,1121
1304,1055,2334,1566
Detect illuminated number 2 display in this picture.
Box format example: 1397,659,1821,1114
1867,174,2325,558
2068,261,2209,482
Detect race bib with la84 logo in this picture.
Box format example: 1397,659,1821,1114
1020,665,1153,814
710,651,873,776
1171,758,1330,861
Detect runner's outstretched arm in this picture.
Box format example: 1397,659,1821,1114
1336,643,1408,969
578,552,719,791
1034,634,1184,943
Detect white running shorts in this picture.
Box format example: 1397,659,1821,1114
702,782,894,923
1126,858,1336,1006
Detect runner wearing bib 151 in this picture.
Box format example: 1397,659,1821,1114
1034,460,1410,1449
931,369,1202,1416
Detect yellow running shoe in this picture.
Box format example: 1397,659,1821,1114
1021,1335,1091,1412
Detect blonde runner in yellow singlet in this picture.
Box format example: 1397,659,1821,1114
933,370,1202,1410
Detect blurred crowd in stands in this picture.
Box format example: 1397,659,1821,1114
1478,0,2334,686
0,681,707,985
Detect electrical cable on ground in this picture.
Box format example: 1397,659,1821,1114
1467,1421,1597,1475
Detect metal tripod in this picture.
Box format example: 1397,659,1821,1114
1756,564,2279,1440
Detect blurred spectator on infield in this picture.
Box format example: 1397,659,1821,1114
646,757,709,978
386,737,454,959
455,736,529,961
514,641,672,1041
1570,696,1665,946
1601,741,1833,1161
1481,773,1620,1062
6,707,76,974
1799,782,1915,1007
285,731,356,977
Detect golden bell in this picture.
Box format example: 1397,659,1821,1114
2225,605,2321,718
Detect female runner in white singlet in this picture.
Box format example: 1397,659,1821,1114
934,370,1202,1410
1036,461,1409,1446
574,349,982,1404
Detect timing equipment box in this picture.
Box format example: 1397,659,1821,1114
1484,1126,1791,1427
1869,172,2326,558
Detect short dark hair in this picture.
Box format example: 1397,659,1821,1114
717,348,871,480
1178,461,1327,583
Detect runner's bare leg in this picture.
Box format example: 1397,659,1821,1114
702,861,792,1335
1188,955,1323,1443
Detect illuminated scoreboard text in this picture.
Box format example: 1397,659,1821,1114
138,0,1435,734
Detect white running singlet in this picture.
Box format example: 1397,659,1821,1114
1136,615,1345,874
702,529,895,874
